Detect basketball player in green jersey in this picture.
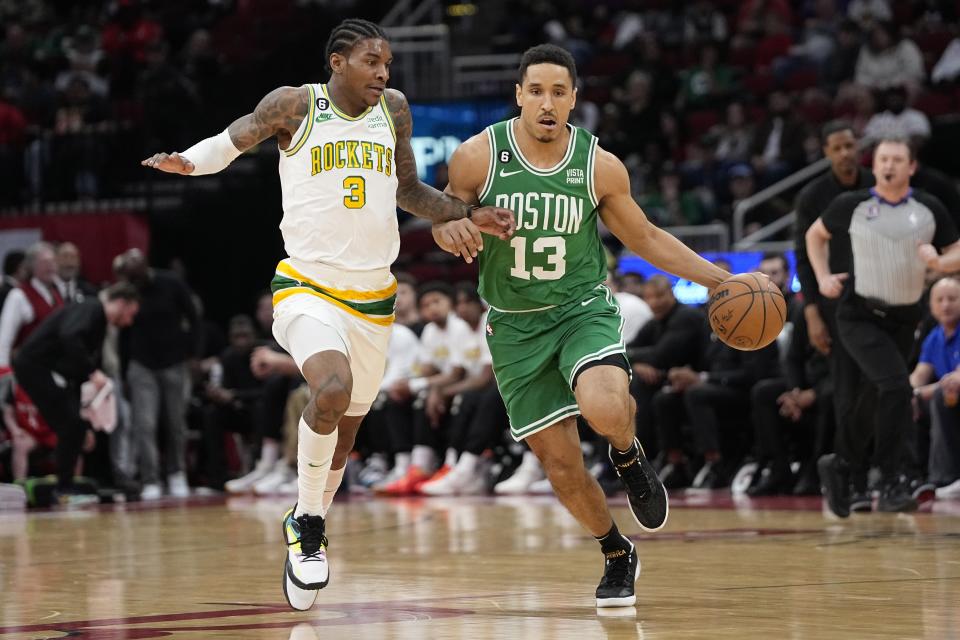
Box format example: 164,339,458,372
433,44,732,607
142,19,514,611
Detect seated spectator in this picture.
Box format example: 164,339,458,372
379,282,474,496
655,333,780,490
419,283,504,496
847,0,892,30
750,91,807,187
0,242,63,369
639,163,708,227
55,242,97,303
675,44,736,112
854,22,925,93
863,85,931,145
683,1,728,47
712,101,754,166
910,277,960,496
627,275,709,459
606,272,653,345
823,20,864,89
394,272,424,335
931,37,960,85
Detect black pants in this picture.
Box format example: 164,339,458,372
447,384,507,455
630,378,661,457
836,295,920,477
751,377,831,467
928,386,960,485
202,400,255,489
258,374,297,441
12,358,85,489
654,383,746,455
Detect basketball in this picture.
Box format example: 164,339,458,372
707,273,786,351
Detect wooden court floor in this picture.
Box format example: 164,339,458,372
1,493,959,639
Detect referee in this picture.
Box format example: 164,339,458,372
806,137,960,516
793,121,875,503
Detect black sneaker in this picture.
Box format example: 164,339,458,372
691,460,730,490
595,543,640,608
877,478,918,513
609,439,669,532
747,463,792,497
908,478,936,506
659,461,692,490
850,491,872,512
818,454,851,518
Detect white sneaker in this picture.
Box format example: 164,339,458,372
140,483,162,500
277,477,299,496
281,506,328,611
254,462,297,495
494,452,545,495
936,478,960,498
167,472,190,498
225,458,275,494
528,477,554,495
357,455,388,487
371,464,408,491
420,467,466,496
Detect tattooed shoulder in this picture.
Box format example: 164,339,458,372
229,85,309,151
384,89,412,140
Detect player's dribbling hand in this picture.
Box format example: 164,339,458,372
432,220,484,263
817,272,847,299
469,206,516,240
141,151,195,175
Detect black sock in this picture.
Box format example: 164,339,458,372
610,439,639,465
595,522,632,558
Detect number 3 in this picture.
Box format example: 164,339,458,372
343,176,366,209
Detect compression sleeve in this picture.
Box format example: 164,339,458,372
179,129,242,176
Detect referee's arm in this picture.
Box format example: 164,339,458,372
805,218,847,299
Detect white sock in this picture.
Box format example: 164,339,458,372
393,452,411,474
260,439,279,467
457,451,479,474
295,418,337,517
321,466,345,516
411,445,437,474
444,447,459,468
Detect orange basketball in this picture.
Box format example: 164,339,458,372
707,273,786,351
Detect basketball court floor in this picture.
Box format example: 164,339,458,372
1,492,958,639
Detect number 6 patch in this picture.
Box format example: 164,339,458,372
499,150,512,163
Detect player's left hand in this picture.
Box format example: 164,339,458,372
918,243,940,270
432,220,484,263
469,206,516,240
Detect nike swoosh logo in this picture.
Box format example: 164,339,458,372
307,463,321,468
581,297,597,306
499,169,523,178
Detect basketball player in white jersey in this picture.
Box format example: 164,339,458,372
142,18,514,611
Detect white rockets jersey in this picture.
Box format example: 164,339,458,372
278,83,399,272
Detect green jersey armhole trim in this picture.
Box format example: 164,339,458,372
283,84,316,157
505,118,577,176
321,84,373,121
478,126,496,203
487,303,557,313
587,134,599,209
379,94,397,142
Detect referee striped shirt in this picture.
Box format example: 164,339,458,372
822,188,958,306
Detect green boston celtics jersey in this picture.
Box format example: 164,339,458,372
477,118,606,311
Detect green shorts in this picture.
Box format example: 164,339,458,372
486,284,629,441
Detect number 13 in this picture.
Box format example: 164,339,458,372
509,236,566,280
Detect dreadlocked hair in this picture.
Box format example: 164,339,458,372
325,19,388,72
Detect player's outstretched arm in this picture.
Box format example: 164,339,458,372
431,133,493,263
595,148,730,289
141,86,309,175
385,90,515,239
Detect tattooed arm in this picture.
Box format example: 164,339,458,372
141,86,309,174
385,89,515,239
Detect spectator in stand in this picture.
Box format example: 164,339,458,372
712,101,754,167
674,44,736,112
379,282,474,496
0,250,27,311
394,272,423,335
620,272,646,299
683,1,728,47
864,85,931,145
253,290,275,342
419,284,502,496
854,22,925,93
54,25,108,98
847,0,892,29
823,20,864,88
721,163,790,235
54,75,109,199
639,163,708,227
55,242,97,303
750,90,807,187
627,275,709,459
931,37,960,84
616,71,662,153
910,277,960,498
115,248,200,500
137,40,200,150
655,328,780,490
606,272,653,345
0,242,63,369
200,315,265,492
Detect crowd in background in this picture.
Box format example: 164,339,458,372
2,0,960,506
